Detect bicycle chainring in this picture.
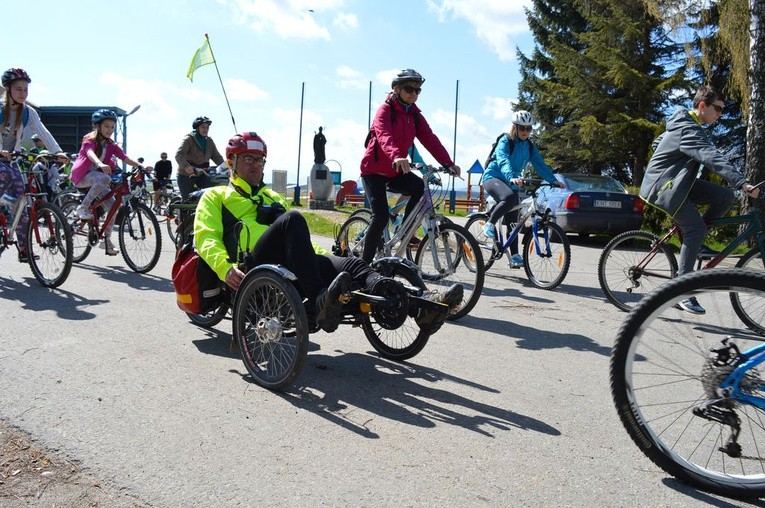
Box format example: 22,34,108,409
369,278,409,330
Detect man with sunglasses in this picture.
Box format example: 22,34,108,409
480,110,563,268
641,84,760,314
359,68,460,263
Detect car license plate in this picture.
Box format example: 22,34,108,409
595,200,621,209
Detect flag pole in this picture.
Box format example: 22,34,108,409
294,82,305,206
203,33,238,133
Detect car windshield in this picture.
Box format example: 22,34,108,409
563,175,626,193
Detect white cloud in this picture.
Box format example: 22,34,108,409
223,0,355,40
482,96,513,121
426,0,531,62
224,78,269,101
335,65,367,90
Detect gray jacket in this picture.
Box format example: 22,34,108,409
639,107,747,217
174,132,224,176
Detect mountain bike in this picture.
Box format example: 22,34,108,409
0,152,73,287
598,181,765,312
334,164,484,320
464,179,571,290
59,167,162,273
611,268,765,498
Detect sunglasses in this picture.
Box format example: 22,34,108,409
710,103,724,114
241,155,266,165
402,85,422,95
516,125,532,133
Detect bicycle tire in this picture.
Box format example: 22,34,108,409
233,269,308,390
60,200,93,263
335,215,370,258
166,196,183,245
118,202,162,273
731,248,765,335
414,222,484,320
361,263,432,361
26,202,73,288
186,303,230,328
347,207,372,221
522,221,570,290
464,213,500,271
598,230,677,312
611,269,765,498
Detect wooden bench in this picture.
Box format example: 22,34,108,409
452,199,483,212
343,194,366,207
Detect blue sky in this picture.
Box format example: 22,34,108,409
9,0,536,189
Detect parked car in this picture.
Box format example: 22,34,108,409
526,173,644,238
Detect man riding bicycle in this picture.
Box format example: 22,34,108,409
194,131,462,333
640,84,761,314
175,116,224,200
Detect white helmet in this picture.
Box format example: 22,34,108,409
512,110,533,126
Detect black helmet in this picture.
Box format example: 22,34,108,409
2,68,31,88
391,69,425,88
192,116,212,129
91,109,118,124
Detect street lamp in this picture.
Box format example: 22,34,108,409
121,104,141,160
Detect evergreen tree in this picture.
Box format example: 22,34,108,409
518,0,685,184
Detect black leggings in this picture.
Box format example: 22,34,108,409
177,173,214,200
250,210,377,299
361,172,424,263
484,178,520,255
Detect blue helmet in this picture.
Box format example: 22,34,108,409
92,109,118,124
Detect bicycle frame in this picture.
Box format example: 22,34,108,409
490,181,557,258
632,209,765,280
719,341,765,411
85,171,151,241
1,163,50,252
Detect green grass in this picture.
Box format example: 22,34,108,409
301,211,342,238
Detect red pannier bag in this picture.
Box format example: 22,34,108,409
172,244,222,314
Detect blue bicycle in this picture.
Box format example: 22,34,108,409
465,179,571,290
612,269,765,498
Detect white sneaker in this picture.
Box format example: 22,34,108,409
76,204,93,220
104,237,119,256
482,221,496,239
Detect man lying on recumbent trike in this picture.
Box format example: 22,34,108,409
193,131,462,336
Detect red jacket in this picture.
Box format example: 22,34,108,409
360,93,454,178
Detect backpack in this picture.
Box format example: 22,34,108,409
484,134,537,169
172,241,222,315
0,103,31,130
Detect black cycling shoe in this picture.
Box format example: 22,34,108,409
415,283,464,332
697,245,721,259
315,271,352,333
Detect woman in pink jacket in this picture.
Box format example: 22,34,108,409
359,69,460,262
70,109,143,255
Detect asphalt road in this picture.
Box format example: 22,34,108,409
0,221,751,507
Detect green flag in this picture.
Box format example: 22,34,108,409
187,37,215,82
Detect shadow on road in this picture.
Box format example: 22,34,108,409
0,275,108,320
76,262,172,292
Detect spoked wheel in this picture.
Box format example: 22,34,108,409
166,196,183,245
611,269,765,498
233,270,308,390
60,200,93,263
464,213,499,270
361,265,431,361
732,249,765,335
118,202,162,273
335,215,370,258
26,202,73,288
186,302,230,328
414,223,484,320
598,230,677,311
521,220,570,290
348,207,372,221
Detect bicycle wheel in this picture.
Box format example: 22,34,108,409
611,269,765,498
186,302,230,328
233,270,308,390
348,207,372,221
26,202,73,288
731,248,765,335
521,220,570,290
361,265,432,361
598,230,677,312
414,223,484,320
464,213,499,270
335,215,370,258
118,202,161,273
60,200,93,263
166,196,183,245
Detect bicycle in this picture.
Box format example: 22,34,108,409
464,179,571,290
334,164,484,320
598,181,765,312
611,268,765,498
0,152,73,287
59,166,162,273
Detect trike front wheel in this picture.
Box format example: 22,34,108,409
233,269,308,390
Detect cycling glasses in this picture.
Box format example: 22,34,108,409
403,85,422,95
241,155,266,165
516,125,532,133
